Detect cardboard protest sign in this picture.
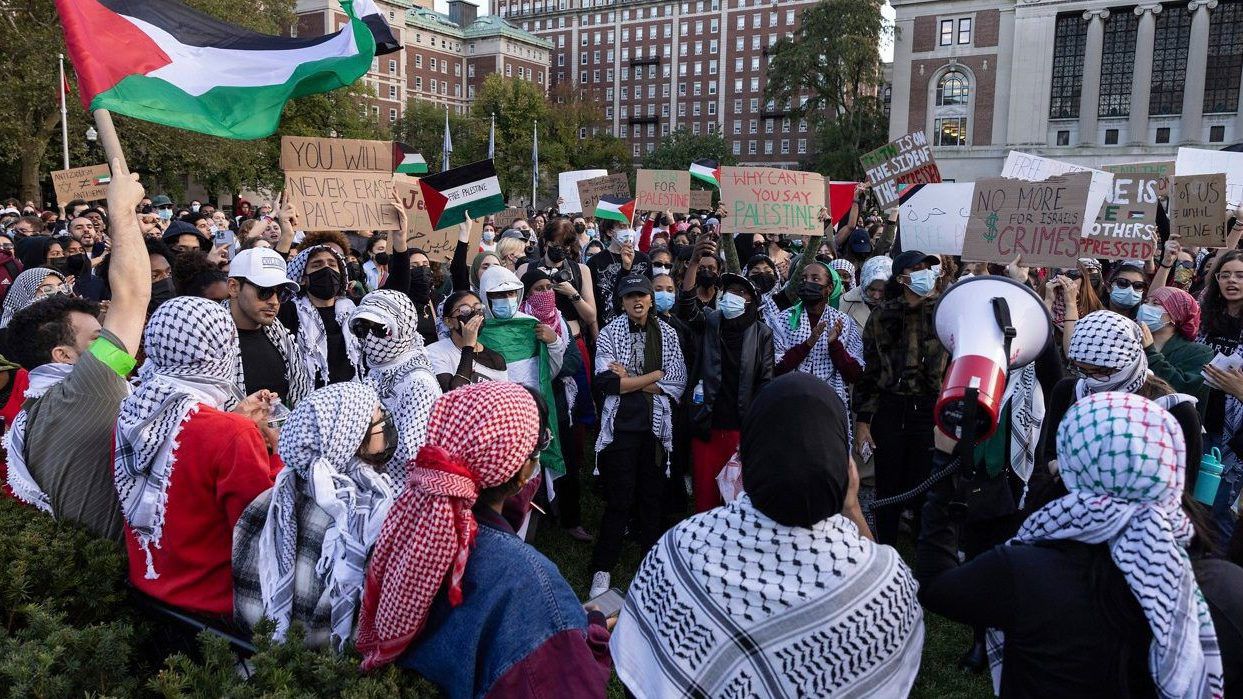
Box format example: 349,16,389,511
393,174,482,261
1104,160,1173,198
961,173,1091,267
1081,163,1164,261
859,131,941,210
280,136,399,231
689,189,714,211
635,170,692,213
558,169,607,212
898,182,973,256
1170,173,1229,247
721,166,826,236
577,174,630,218
1176,148,1243,208
51,164,111,206
1001,151,1113,229
492,207,527,230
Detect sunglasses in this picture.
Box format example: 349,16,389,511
350,317,390,339
528,427,553,460
245,280,292,303
1112,279,1147,292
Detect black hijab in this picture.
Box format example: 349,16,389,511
740,373,849,527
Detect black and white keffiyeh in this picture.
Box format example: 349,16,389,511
594,314,686,454
287,246,360,385
259,382,395,652
4,363,74,512
611,495,924,698
222,300,312,407
355,290,442,485
771,305,864,406
0,267,64,327
1001,363,1044,507
1068,310,1149,398
114,297,242,579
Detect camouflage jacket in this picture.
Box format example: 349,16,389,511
853,295,948,422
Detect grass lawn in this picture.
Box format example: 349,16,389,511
533,466,993,699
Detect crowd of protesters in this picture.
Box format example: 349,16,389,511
0,169,1241,698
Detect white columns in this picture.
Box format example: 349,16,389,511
1128,4,1162,145
1181,0,1218,144
1077,8,1109,146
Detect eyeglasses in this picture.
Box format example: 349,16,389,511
245,280,292,303
350,317,390,339
35,283,67,297
528,428,553,460
1112,279,1147,292
1078,365,1120,381
1217,271,1243,282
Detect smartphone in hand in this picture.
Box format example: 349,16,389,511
585,588,625,619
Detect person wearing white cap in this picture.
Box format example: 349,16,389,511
226,247,311,408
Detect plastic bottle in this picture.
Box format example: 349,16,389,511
1194,447,1224,506
692,381,704,405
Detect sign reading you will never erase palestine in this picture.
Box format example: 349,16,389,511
280,136,400,231
721,166,826,236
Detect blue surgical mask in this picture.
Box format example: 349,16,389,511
718,291,747,319
654,290,675,313
157,208,173,222
1110,285,1143,309
905,269,936,297
482,230,495,243
614,230,636,247
490,296,518,319
1137,303,1168,331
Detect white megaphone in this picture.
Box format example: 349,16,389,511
933,275,1052,441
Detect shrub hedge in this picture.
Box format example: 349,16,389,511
0,498,440,698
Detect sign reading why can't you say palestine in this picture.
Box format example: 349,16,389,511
721,166,826,236
961,172,1091,267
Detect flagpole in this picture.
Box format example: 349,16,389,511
92,109,129,175
58,54,70,170
488,112,495,160
531,120,538,210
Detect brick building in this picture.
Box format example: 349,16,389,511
491,0,827,166
889,0,1243,180
294,0,553,125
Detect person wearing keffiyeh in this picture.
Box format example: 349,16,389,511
357,382,611,698
279,245,361,387
919,392,1225,698
232,382,396,651
0,266,65,328
117,296,282,616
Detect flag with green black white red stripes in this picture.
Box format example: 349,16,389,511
418,159,506,229
595,196,635,224
393,142,428,174
690,159,721,189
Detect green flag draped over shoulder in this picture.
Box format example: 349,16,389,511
477,317,565,477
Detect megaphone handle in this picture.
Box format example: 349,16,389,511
955,387,981,478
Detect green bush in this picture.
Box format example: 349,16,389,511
0,498,439,698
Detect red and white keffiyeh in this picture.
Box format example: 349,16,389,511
521,289,563,338
355,381,540,670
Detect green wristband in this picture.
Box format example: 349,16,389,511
88,337,137,378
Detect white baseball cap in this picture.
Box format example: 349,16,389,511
229,248,299,293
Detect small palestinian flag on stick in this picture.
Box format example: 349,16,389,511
92,173,112,186
419,159,506,229
55,0,399,140
393,142,428,174
690,159,721,189
595,196,636,224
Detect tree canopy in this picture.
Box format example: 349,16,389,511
640,130,737,176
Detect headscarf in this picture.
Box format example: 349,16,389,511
114,297,242,579
355,290,441,485
0,267,63,327
519,268,562,338
259,382,396,651
740,373,849,527
469,252,500,291
1068,310,1148,399
1149,286,1201,341
14,236,56,271
356,382,541,670
829,258,857,286
286,245,360,385
988,392,1223,698
859,255,893,290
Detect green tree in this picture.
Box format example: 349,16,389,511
764,0,891,180
640,129,737,178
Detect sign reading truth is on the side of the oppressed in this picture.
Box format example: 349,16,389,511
720,166,826,236
280,136,400,231
859,131,941,210
1170,173,1229,248
1080,162,1166,261
51,163,111,206
961,172,1091,267
635,170,691,213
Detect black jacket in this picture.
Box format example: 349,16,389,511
680,295,773,433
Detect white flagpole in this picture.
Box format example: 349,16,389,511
58,54,70,170
442,105,452,172
532,120,538,209
488,112,496,160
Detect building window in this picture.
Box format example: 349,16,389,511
389,59,397,74
1206,2,1243,113
732,141,742,155
1049,13,1087,119
1151,4,1193,115
1212,124,1227,142
388,85,397,99
939,19,954,46
934,117,968,146
958,17,972,44
1104,128,1119,144
748,140,757,155
1056,129,1071,146
1156,127,1172,143
780,139,789,154
1098,11,1138,117
389,108,397,123
936,70,969,106
797,138,807,154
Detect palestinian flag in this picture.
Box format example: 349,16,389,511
690,159,721,189
92,174,112,185
56,0,399,140
595,195,635,224
477,317,564,477
393,142,428,174
418,159,506,229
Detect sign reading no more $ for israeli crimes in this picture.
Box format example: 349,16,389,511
961,172,1092,268
721,166,826,236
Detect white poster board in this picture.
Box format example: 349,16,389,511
898,182,974,256
1175,147,1243,209
558,169,608,213
1001,151,1114,236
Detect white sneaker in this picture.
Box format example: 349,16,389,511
589,571,611,599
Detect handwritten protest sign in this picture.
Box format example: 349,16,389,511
577,174,630,217
635,170,691,213
393,174,481,260
898,182,973,256
961,173,1090,267
493,207,527,230
1081,163,1164,260
1170,173,1228,247
721,166,825,236
1002,151,1113,231
51,164,111,206
1105,160,1173,198
281,136,399,231
558,169,607,212
859,131,940,210
1175,148,1243,208
689,189,714,211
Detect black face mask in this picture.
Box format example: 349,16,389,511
306,267,341,301
373,252,390,266
47,257,68,273
696,271,719,290
410,266,433,303
454,308,483,329
671,243,692,261
798,281,825,303
65,253,89,276
149,278,176,314
347,262,364,282
574,222,586,234
546,245,566,263
357,415,398,467
750,272,777,294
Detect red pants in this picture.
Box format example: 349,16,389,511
691,428,741,513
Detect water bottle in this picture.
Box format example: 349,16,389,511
692,381,704,405
1194,448,1224,506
